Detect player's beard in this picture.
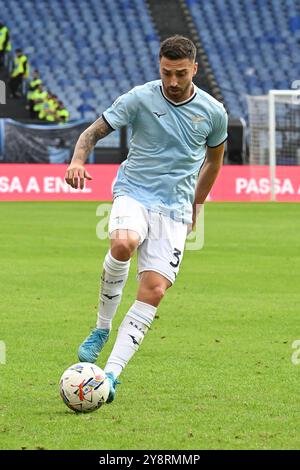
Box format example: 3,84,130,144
166,82,193,102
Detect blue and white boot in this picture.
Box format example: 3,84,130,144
77,328,109,363
105,372,120,403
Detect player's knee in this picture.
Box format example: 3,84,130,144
151,285,165,304
137,284,166,307
111,239,136,261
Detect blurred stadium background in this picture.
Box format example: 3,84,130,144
0,0,299,184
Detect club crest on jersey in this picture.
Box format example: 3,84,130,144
191,115,206,123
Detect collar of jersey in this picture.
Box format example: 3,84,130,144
160,84,197,107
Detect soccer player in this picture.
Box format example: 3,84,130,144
65,35,228,403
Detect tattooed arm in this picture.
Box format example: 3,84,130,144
65,116,114,189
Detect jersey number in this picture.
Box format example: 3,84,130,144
170,248,182,268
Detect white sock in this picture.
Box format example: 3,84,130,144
96,250,130,330
104,300,157,377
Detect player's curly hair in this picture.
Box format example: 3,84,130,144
159,35,196,62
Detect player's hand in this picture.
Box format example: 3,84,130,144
187,202,202,234
64,163,93,190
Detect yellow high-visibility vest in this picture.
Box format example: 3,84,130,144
33,90,48,112
38,96,57,120
0,26,11,52
45,113,55,122
31,88,46,101
27,85,42,100
56,108,69,122
27,90,34,100
48,98,58,111
11,54,29,78
29,78,42,90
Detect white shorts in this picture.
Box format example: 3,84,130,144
109,195,188,284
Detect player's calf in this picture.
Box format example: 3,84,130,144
104,300,157,378
78,250,131,362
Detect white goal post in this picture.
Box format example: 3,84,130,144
247,90,300,201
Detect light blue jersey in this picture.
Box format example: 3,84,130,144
103,80,228,223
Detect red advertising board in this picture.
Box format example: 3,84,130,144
0,164,119,201
210,165,300,202
0,164,300,202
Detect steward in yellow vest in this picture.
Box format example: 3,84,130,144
31,85,48,118
9,49,29,98
27,81,45,119
38,93,58,122
0,22,11,67
56,102,70,123
27,70,43,118
11,50,29,77
29,70,42,91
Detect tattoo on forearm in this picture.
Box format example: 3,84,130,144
73,117,113,163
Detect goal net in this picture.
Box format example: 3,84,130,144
247,90,300,200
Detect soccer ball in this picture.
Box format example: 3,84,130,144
59,362,110,413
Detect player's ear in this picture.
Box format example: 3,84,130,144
193,62,198,76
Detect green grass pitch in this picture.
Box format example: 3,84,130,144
0,201,299,450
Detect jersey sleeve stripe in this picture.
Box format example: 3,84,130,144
102,113,115,131
206,137,227,148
